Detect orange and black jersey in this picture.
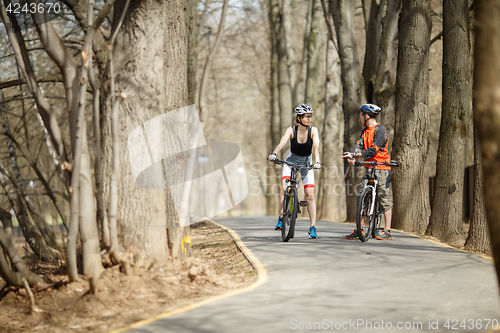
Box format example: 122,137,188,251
354,124,391,170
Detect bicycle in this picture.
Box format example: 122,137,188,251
352,160,399,242
273,159,317,242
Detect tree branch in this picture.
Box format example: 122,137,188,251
320,0,339,54
0,1,71,189
0,75,63,90
198,0,230,125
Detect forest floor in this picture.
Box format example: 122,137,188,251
0,220,257,333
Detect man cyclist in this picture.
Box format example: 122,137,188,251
342,104,393,240
268,104,321,238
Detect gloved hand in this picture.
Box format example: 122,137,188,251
342,152,354,160
268,153,277,161
313,162,321,169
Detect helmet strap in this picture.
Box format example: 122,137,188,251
363,114,371,127
298,119,309,128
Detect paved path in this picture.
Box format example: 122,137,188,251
127,217,500,332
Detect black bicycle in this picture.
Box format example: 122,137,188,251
273,159,316,242
354,160,399,242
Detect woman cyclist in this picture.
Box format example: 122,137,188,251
268,104,321,238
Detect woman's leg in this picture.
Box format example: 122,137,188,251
279,178,287,216
304,186,316,227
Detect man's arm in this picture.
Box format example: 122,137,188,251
360,125,386,160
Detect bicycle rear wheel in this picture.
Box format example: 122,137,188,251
356,187,376,242
282,186,298,242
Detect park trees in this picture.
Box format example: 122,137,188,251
0,0,200,295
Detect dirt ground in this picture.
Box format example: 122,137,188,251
0,221,257,333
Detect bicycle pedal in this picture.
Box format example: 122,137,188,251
299,201,308,207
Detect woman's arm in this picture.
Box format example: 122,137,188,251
272,127,293,155
312,127,320,163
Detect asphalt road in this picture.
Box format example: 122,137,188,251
126,216,500,333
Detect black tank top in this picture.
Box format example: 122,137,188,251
291,126,313,156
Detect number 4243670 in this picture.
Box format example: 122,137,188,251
444,319,498,330
6,2,61,14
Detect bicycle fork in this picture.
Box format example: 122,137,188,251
364,181,378,216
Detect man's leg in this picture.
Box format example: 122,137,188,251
375,169,393,240
384,207,392,230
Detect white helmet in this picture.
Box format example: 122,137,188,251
295,104,313,115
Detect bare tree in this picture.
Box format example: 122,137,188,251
427,0,471,245
372,0,401,147
472,0,500,283
282,0,298,107
329,0,364,222
267,0,284,215
464,130,491,256
270,0,293,139
305,0,325,112
101,0,193,263
392,0,432,234
319,38,345,222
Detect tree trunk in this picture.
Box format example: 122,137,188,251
361,0,382,102
272,0,293,143
426,0,471,245
305,0,325,112
472,0,500,284
267,0,282,215
294,0,312,106
373,0,401,149
464,130,491,256
103,0,192,263
319,38,345,221
187,0,198,106
282,0,297,107
330,0,364,222
392,0,432,234
0,214,44,287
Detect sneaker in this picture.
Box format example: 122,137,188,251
308,226,318,239
275,217,283,230
375,229,392,240
345,228,359,240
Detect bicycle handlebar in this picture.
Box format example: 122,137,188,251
272,159,316,170
354,160,400,167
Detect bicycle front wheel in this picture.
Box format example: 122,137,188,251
372,200,382,239
282,186,298,242
356,187,376,242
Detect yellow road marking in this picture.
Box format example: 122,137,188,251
108,218,267,333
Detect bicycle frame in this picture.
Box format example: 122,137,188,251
283,163,307,215
363,167,379,217
273,158,315,242
352,159,399,241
